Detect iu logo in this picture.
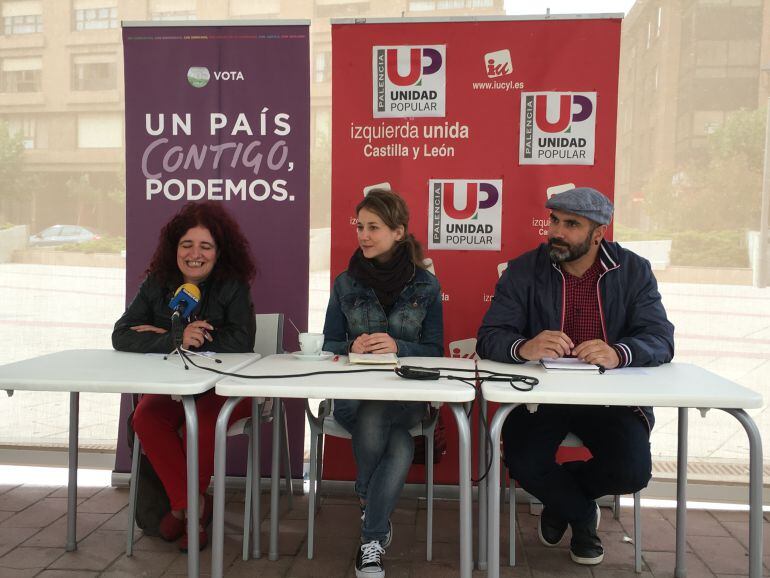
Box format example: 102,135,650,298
441,181,500,220
386,47,443,86
535,94,594,133
449,338,479,360
484,49,512,79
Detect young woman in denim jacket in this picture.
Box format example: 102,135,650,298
322,189,444,578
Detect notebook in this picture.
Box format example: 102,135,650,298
540,357,601,372
348,353,399,365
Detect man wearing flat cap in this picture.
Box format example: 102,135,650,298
477,187,674,566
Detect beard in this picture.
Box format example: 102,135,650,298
548,235,593,263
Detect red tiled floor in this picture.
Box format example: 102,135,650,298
0,481,764,577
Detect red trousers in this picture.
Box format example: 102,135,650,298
132,391,252,511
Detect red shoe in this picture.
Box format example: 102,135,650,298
179,528,208,552
200,493,213,528
159,511,185,542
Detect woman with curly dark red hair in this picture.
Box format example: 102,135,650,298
112,201,256,551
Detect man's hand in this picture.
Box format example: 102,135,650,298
518,330,574,360
572,339,620,369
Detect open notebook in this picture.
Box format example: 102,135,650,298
348,353,399,364
540,357,601,372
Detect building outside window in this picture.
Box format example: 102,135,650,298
2,0,42,35
411,0,493,9
314,51,330,83
229,0,280,16
73,0,117,31
150,0,196,21
0,56,41,92
7,116,36,148
72,53,117,91
77,112,122,148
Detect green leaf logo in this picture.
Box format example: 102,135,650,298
187,67,210,88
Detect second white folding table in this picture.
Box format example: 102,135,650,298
209,353,478,578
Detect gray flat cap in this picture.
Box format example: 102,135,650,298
545,187,614,225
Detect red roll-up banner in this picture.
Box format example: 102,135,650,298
329,16,621,484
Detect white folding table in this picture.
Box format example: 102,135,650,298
0,349,260,578
479,360,764,578
209,354,478,578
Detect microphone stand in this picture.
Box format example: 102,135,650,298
163,312,222,367
164,313,190,369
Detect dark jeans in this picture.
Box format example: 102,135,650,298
502,404,652,525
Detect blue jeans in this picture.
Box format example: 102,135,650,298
334,399,427,543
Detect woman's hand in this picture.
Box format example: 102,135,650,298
350,333,370,354
182,320,214,349
356,332,398,354
130,325,167,334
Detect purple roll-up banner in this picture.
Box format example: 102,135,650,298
116,21,310,479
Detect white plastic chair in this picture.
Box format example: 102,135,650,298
304,399,441,560
506,432,642,572
125,313,292,560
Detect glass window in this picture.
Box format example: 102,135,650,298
0,0,761,497
72,53,116,91
77,113,122,148
0,56,41,92
314,51,330,84
229,0,280,16
150,0,196,20
2,1,42,34
7,116,36,148
74,7,117,31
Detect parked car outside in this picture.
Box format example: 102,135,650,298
28,225,100,247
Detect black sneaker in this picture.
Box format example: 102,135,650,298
356,540,385,578
538,506,568,547
569,503,603,565
360,506,392,549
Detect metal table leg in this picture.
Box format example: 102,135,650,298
211,396,243,578
675,407,688,578
449,403,473,578
269,398,282,561
486,404,516,578
723,409,764,578
182,396,200,578
250,398,262,559
477,397,488,570
66,391,79,552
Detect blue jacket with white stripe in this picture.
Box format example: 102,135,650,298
476,240,675,430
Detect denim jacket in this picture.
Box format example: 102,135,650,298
322,267,444,358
